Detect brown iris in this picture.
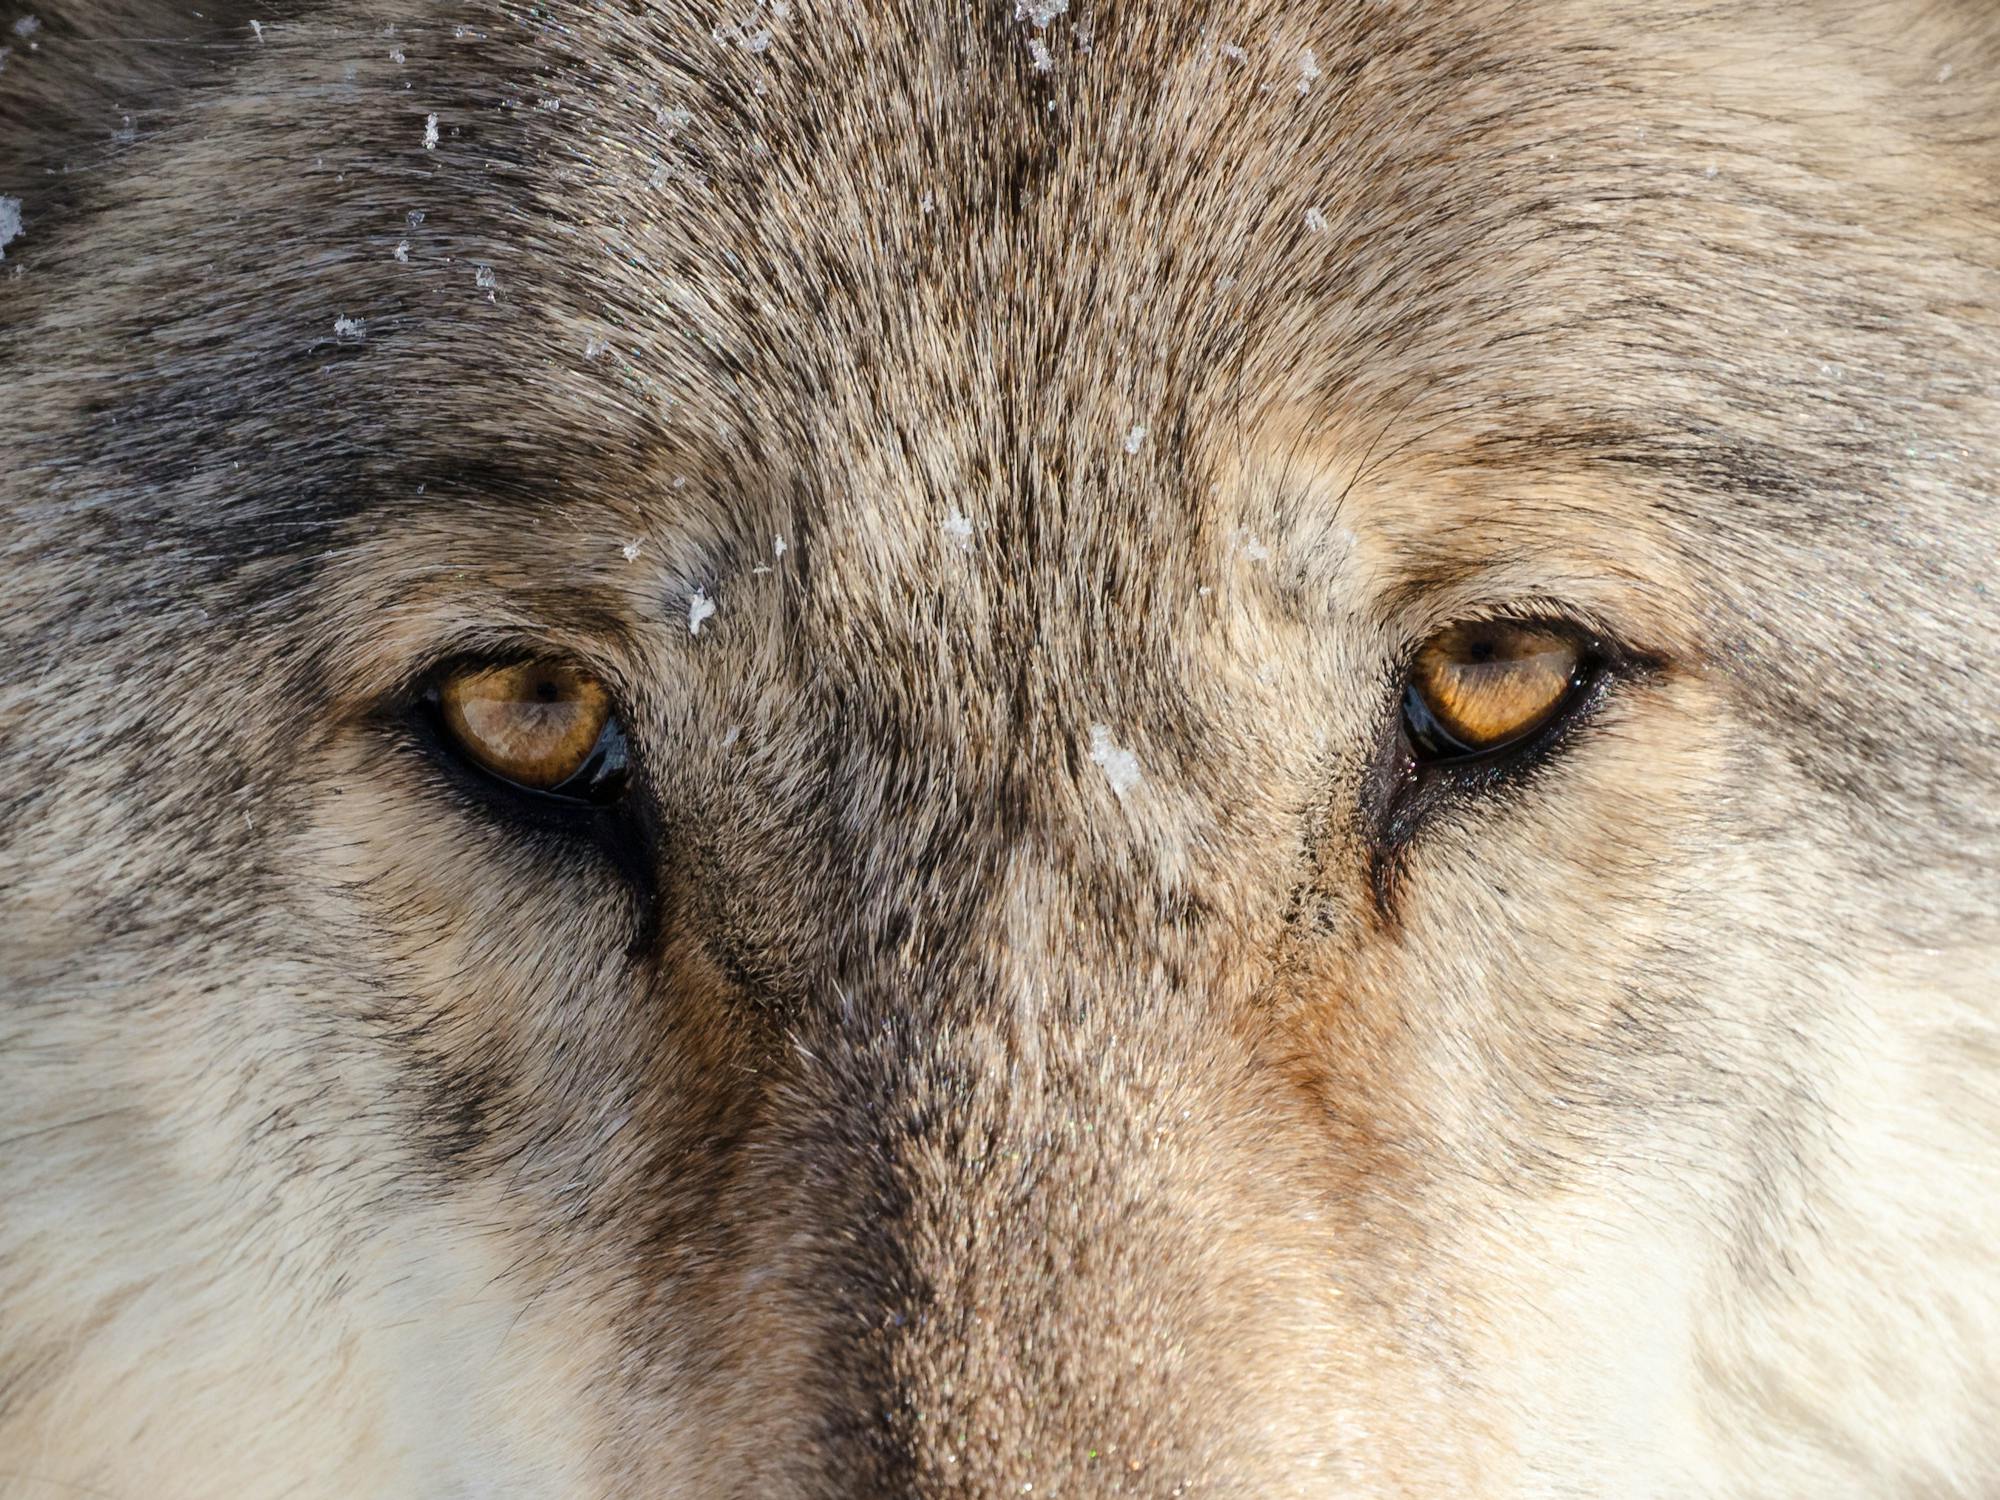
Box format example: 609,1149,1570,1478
436,661,615,791
1404,620,1583,758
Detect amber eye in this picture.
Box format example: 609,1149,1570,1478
433,660,626,797
1402,620,1585,760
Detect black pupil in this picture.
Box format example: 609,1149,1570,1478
533,678,561,702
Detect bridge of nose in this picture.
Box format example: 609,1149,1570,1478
718,805,1361,1490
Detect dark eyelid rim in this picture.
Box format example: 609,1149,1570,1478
392,674,662,951
1363,615,1666,915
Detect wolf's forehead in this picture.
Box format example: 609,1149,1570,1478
487,2,1603,563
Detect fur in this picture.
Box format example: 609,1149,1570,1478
2,0,1998,1494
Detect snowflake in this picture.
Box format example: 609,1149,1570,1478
1088,725,1142,797
687,588,717,635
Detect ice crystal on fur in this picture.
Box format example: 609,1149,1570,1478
1088,725,1142,797
943,509,975,549
332,314,365,340
1013,0,1065,27
248,17,262,40
1123,424,1148,454
0,195,20,260
10,13,38,36
620,541,641,562
1303,206,1328,232
1027,36,1051,72
393,239,410,262
1298,46,1320,92
687,588,716,635
422,112,438,149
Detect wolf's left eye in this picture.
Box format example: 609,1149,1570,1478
1402,621,1586,761
431,661,629,800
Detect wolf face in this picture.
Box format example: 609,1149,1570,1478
3,0,1997,1494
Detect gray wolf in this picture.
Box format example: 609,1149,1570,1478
2,0,1997,1494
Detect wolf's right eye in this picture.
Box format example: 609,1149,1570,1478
429,661,629,802
1402,621,1587,762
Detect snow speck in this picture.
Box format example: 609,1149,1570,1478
111,114,137,144
620,541,642,562
687,588,717,636
11,14,39,37
1702,164,1719,180
711,18,773,52
1303,206,1328,233
1936,62,1954,83
1298,46,1320,93
1014,0,1065,27
393,238,410,262
942,509,976,549
1088,725,1142,798
656,104,694,131
1122,424,1148,455
1236,529,1270,563
1027,36,1052,72
585,335,611,359
422,113,439,149
407,208,426,227
474,264,497,290
248,17,262,40
773,534,788,558
0,196,20,260
332,314,366,340
919,189,936,214
1219,41,1247,63
388,46,405,63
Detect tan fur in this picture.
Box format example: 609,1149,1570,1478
3,0,1998,1494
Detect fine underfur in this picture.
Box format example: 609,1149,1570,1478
2,0,1998,1494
